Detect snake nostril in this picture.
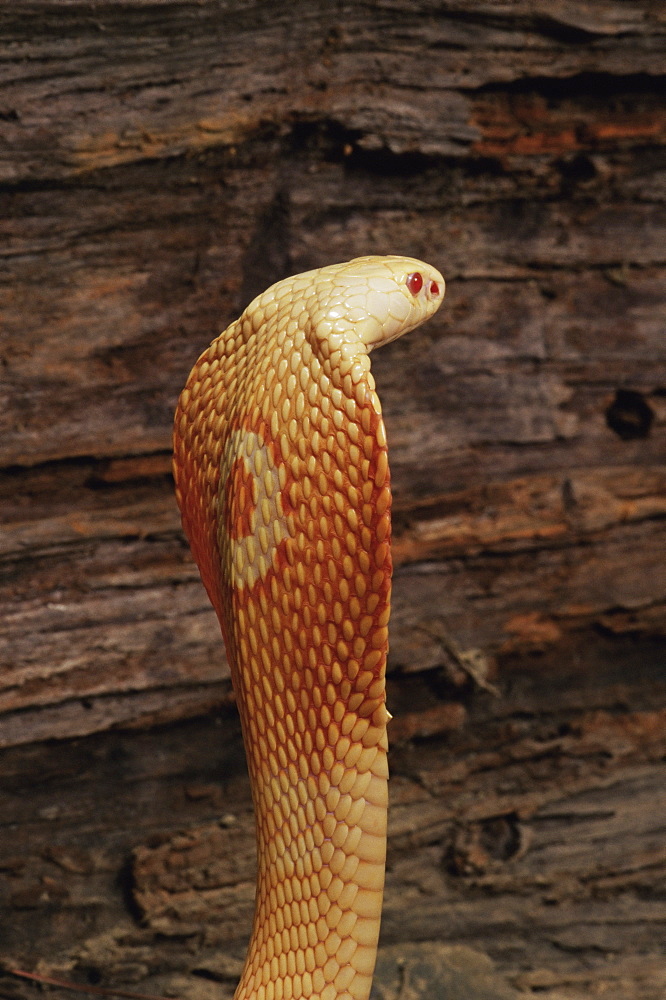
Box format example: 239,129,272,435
429,280,440,297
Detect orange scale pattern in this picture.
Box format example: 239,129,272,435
174,256,445,1000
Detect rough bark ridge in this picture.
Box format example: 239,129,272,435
0,3,664,1000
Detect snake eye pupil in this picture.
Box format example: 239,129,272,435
406,272,423,295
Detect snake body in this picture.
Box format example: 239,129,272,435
173,255,445,1000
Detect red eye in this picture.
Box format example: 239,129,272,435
406,272,423,295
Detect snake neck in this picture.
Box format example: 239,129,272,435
234,691,388,1000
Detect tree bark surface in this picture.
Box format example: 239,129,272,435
0,3,664,999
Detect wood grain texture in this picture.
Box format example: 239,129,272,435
1,2,665,998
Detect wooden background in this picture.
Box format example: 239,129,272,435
1,3,664,999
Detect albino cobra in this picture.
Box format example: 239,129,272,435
173,255,445,1000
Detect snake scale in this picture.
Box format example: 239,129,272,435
173,255,445,1000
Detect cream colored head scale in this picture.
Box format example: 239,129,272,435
173,254,445,1000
